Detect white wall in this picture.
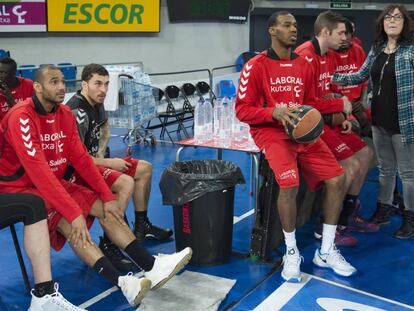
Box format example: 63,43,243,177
0,1,249,77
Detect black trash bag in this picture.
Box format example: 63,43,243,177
159,160,245,205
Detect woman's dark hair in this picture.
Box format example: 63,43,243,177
374,4,414,51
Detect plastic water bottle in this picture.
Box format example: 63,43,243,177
194,99,206,144
213,98,223,139
218,100,231,148
204,99,213,140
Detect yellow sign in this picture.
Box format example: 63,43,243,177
47,0,160,32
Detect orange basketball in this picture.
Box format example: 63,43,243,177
323,112,346,127
286,105,324,143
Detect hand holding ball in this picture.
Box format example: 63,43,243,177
284,105,324,143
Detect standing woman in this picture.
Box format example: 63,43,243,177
332,4,414,239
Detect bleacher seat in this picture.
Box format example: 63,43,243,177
217,79,236,98
58,63,77,87
18,65,38,81
0,49,10,59
235,51,258,71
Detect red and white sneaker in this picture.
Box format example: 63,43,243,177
346,214,380,232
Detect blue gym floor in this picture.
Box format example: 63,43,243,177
1,128,413,311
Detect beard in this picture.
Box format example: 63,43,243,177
282,41,295,48
336,43,351,52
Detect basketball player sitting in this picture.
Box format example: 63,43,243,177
235,11,356,282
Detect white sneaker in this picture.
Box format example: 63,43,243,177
28,283,86,311
313,246,357,277
118,273,151,307
144,247,192,289
281,248,303,283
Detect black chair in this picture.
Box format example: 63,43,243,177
0,193,45,294
164,85,191,138
195,81,216,101
181,83,198,113
152,86,164,102
150,86,181,143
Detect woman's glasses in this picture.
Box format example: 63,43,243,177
384,14,403,22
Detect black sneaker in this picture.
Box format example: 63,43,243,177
99,237,135,272
134,219,173,243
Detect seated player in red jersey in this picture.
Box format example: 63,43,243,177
331,19,372,136
66,64,172,272
0,57,33,121
0,65,191,308
236,11,356,283
295,11,376,245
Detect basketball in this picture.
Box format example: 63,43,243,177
323,112,347,127
285,105,324,143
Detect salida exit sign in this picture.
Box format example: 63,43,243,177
330,0,352,9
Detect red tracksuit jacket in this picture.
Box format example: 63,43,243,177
295,39,345,102
330,43,368,101
0,77,33,121
235,48,343,147
0,96,115,223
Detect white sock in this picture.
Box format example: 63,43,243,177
321,224,336,254
283,229,297,254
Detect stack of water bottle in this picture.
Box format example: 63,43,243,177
106,65,156,128
194,97,257,149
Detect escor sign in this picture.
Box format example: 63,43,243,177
63,3,144,24
47,0,160,32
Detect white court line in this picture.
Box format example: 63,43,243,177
253,274,311,311
79,286,118,308
310,274,414,310
253,273,414,311
80,209,255,307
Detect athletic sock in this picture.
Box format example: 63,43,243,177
34,280,55,297
283,229,297,251
321,223,336,254
344,194,358,206
135,211,148,224
124,239,155,271
93,256,121,286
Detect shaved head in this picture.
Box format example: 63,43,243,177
34,65,61,83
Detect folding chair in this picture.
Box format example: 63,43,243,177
181,82,198,113
164,85,191,138
0,193,44,294
195,81,216,101
150,87,176,143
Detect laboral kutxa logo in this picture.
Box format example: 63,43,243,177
0,0,46,32
47,0,160,32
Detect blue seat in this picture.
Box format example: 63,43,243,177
217,79,236,98
235,51,258,72
57,63,77,87
18,65,38,81
0,49,10,59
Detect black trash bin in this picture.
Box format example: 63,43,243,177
160,160,245,266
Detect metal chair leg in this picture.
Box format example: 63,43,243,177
10,224,31,294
